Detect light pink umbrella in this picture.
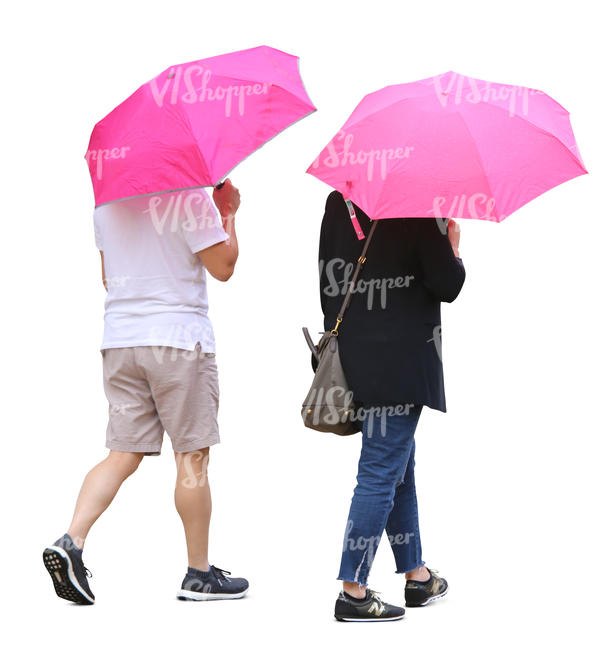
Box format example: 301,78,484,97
307,71,586,226
86,45,316,206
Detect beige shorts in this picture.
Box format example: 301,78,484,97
102,343,220,455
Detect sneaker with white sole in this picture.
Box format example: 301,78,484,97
335,589,405,622
43,534,95,605
177,565,249,601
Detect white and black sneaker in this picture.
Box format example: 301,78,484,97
177,565,249,601
43,534,95,605
335,589,405,622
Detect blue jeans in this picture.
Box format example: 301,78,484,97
337,405,424,586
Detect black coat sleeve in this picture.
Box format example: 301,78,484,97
318,217,327,316
417,218,466,303
318,193,336,316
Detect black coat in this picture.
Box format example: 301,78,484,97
318,191,466,412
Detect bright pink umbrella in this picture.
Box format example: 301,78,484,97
307,71,586,224
86,45,316,206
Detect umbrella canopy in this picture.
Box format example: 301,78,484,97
307,71,586,223
86,45,316,206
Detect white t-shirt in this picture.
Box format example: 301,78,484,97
93,188,229,352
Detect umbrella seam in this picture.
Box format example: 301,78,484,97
453,106,500,221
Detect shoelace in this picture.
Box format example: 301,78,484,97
84,567,93,578
209,565,231,582
367,589,386,610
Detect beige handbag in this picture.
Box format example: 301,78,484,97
301,218,378,435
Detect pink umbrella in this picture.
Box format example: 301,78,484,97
86,45,316,206
306,71,586,226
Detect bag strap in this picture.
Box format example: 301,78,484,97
331,218,378,336
302,327,319,357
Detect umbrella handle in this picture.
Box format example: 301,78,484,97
215,181,225,190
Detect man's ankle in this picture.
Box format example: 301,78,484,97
64,532,85,551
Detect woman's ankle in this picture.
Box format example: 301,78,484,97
343,581,366,599
405,565,430,581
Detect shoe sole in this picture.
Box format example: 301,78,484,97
334,614,405,622
43,546,95,605
176,587,249,601
405,585,448,608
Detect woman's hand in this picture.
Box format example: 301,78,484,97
447,219,461,257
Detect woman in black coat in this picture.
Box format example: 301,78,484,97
319,191,466,622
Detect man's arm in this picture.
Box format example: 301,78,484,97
197,213,238,282
196,180,240,282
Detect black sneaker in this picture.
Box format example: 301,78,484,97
335,589,405,622
177,565,249,601
405,568,448,607
43,534,95,605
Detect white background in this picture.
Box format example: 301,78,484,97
2,0,612,648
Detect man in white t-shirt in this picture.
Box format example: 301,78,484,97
43,180,249,604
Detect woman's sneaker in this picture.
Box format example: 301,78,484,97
177,565,249,601
42,534,95,605
335,589,405,622
404,568,448,607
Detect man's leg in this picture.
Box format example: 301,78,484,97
173,446,249,600
43,450,144,605
67,450,144,548
174,448,211,571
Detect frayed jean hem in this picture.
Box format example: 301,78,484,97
337,575,369,587
395,560,426,574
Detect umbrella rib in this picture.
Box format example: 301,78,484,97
454,100,587,220
452,105,501,221
457,98,586,171
214,97,316,183
345,83,586,178
344,91,432,131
